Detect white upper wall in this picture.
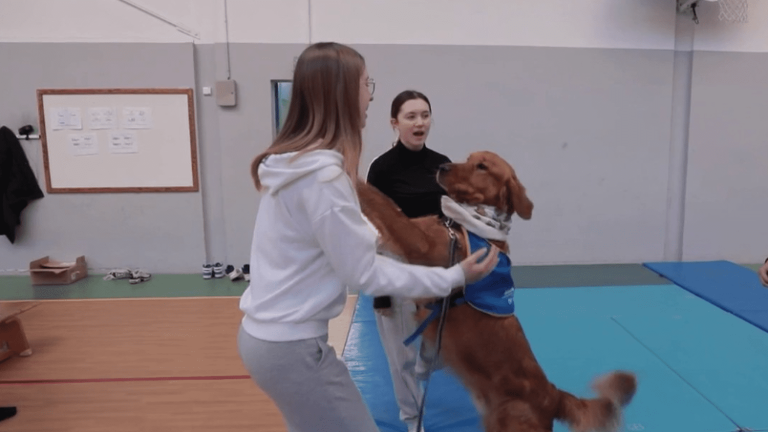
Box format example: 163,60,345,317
310,0,675,49
3,0,765,52
0,0,676,49
0,0,201,43
0,0,765,50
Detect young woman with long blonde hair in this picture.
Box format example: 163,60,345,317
237,42,498,432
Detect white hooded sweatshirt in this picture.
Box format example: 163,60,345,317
239,149,465,342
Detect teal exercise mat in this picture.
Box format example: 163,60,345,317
343,288,742,432
514,284,697,319
613,308,768,431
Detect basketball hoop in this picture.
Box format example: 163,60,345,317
714,0,748,23
677,0,748,23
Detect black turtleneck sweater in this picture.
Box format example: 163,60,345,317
366,141,451,309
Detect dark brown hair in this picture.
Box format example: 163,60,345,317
390,90,431,119
251,42,366,190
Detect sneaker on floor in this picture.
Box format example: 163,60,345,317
213,262,225,278
242,264,250,282
226,264,244,281
202,264,213,279
103,269,132,281
129,269,151,284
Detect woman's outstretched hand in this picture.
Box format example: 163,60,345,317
460,245,500,285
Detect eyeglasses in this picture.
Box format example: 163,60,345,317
366,78,375,96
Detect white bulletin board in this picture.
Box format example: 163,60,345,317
37,88,199,193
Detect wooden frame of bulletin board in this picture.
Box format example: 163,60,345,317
37,88,199,193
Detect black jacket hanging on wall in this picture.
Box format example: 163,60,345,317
0,126,44,244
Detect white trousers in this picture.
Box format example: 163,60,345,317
375,296,438,430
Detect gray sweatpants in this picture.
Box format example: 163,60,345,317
237,325,380,432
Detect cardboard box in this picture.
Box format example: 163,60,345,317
29,256,88,285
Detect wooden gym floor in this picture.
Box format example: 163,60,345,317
0,293,358,432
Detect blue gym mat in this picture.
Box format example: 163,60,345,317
343,285,768,432
643,260,768,334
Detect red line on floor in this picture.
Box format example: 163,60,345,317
0,375,251,385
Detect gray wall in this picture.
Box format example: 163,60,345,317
208,44,305,270
684,51,768,263
0,41,764,274
207,43,676,267
358,45,674,265
0,43,206,274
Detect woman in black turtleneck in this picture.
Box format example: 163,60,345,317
365,90,449,432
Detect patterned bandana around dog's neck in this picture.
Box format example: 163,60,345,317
441,196,511,241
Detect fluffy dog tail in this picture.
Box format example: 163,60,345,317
555,371,637,432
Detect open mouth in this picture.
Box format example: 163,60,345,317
413,131,425,137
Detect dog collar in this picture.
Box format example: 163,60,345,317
441,196,511,241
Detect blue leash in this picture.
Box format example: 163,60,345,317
403,295,466,347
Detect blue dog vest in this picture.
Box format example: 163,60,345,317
403,231,515,346
463,231,516,316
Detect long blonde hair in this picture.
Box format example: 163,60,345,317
251,42,366,190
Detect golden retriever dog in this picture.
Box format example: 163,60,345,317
356,151,636,432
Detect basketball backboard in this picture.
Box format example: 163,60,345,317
677,0,748,23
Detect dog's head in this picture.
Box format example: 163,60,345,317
436,151,533,220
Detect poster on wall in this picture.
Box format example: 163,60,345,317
88,107,117,130
69,133,99,156
108,131,138,154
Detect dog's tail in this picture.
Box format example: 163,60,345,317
555,371,637,432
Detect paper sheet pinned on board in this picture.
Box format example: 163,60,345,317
69,133,99,156
51,107,82,130
88,107,117,129
109,131,138,154
122,107,152,129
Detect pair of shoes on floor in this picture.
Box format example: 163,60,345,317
103,269,131,281
225,264,250,282
103,268,151,284
202,263,225,279
128,270,151,284
202,263,249,282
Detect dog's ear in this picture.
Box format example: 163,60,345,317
502,175,533,220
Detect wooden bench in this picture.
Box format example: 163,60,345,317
0,302,39,362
